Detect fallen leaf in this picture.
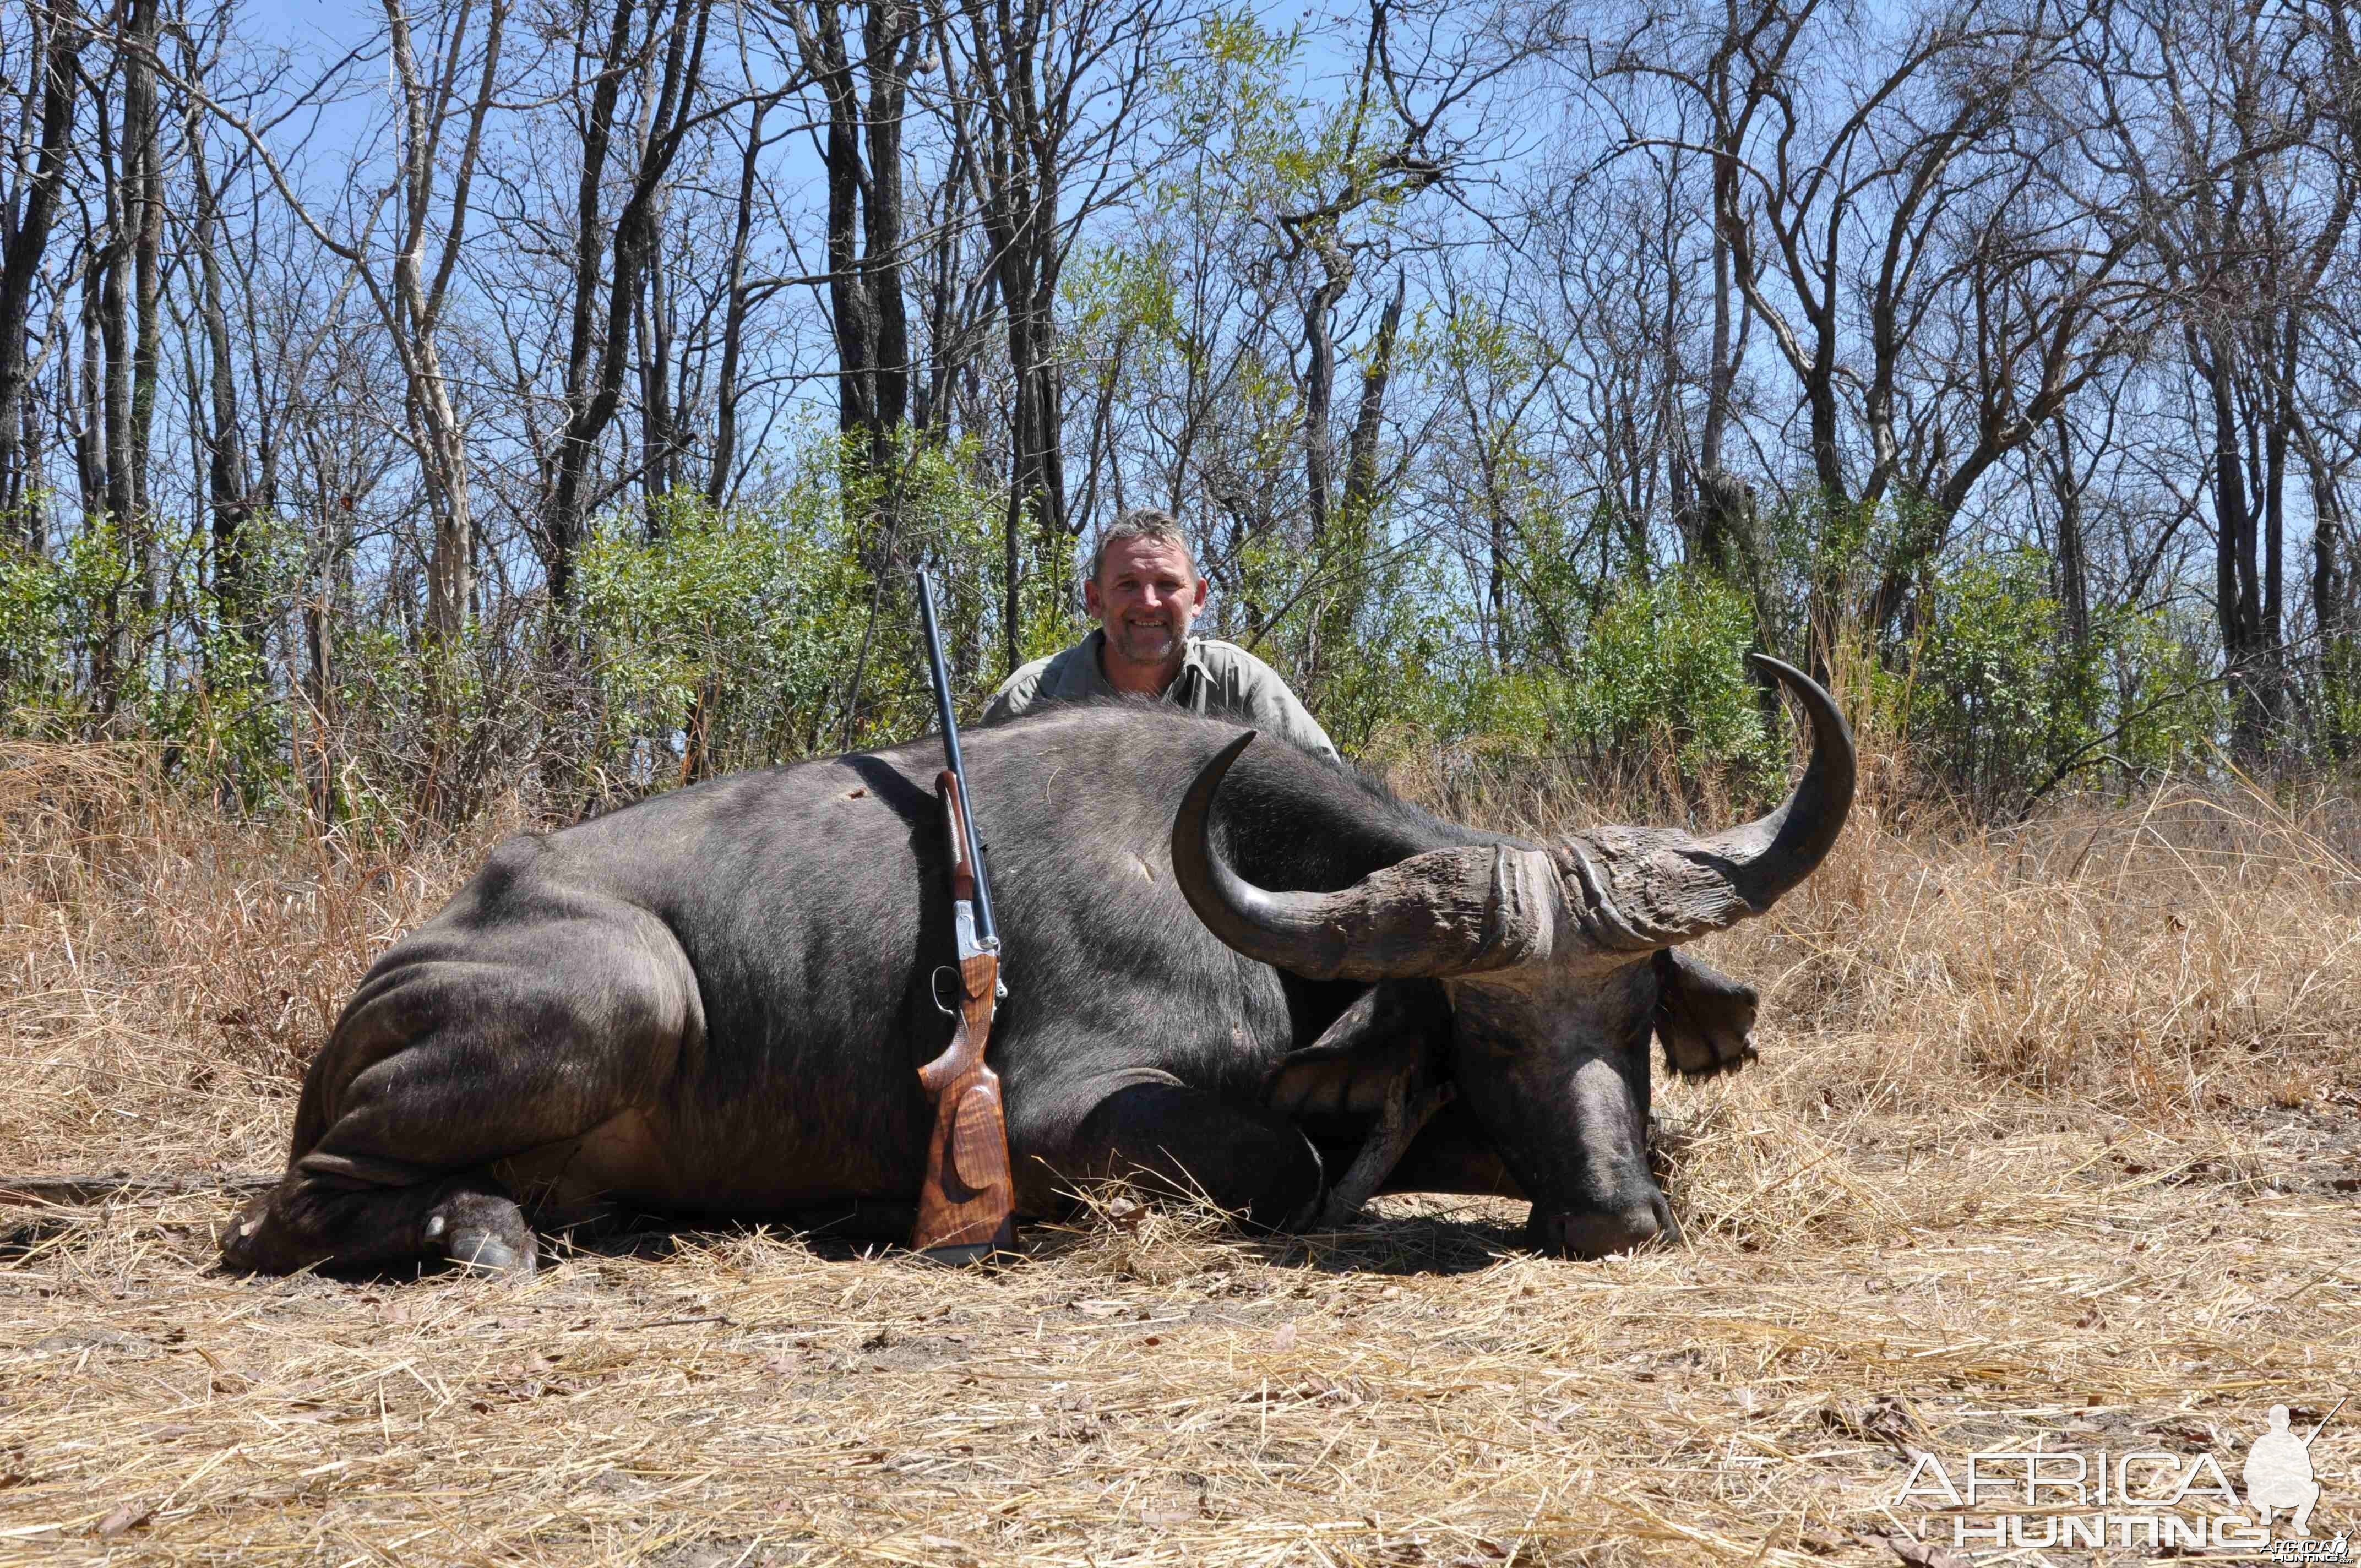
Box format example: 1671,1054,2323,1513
97,1502,153,1537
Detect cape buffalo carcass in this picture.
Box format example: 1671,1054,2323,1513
221,656,1852,1277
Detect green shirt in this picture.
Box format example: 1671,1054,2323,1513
981,629,1341,763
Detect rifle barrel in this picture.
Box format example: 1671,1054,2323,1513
914,569,997,943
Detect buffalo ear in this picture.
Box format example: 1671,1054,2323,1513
1264,982,1450,1124
1652,950,1760,1079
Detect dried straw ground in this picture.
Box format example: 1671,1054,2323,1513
3,738,2358,1566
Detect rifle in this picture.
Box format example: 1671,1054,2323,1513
909,569,1018,1262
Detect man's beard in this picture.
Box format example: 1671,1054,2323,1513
1110,618,1182,663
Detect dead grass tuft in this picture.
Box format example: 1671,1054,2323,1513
3,739,2357,1564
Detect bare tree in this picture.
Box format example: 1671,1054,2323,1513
0,1,80,533
542,0,714,607
934,0,1167,666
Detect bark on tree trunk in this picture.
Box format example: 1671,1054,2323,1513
638,206,677,516
377,0,505,649
2304,427,2352,761
1306,270,1405,691
97,90,134,539
2050,410,2088,652
0,2,79,533
705,95,770,509
959,0,1071,666
2198,323,2267,755
546,0,639,608
74,256,102,522
189,120,251,650
1299,228,1350,552
123,0,163,606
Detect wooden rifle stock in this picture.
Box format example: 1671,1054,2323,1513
911,769,1016,1260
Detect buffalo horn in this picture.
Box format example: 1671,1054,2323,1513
1556,654,1856,954
1170,733,1558,981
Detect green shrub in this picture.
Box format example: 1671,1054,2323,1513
1900,551,2218,812
576,433,1014,787
1559,570,1778,786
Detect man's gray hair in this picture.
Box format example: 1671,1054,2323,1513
1087,508,1196,585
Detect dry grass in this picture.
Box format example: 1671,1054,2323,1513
3,736,2358,1565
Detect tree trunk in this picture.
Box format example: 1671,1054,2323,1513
791,0,915,573
1337,271,1404,525
189,117,251,650
1299,227,1350,551
1308,270,1405,690
860,0,912,470
2197,324,2266,755
2049,409,2088,652
546,0,710,607
74,253,102,521
546,0,639,606
123,0,163,602
0,2,79,533
377,0,507,649
96,87,134,538
2304,426,2352,761
705,96,770,509
959,0,1071,665
638,203,677,515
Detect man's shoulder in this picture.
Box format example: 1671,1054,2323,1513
995,648,1062,694
1187,638,1339,760
1189,637,1293,690
984,635,1101,721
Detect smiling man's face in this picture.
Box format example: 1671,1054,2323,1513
1085,535,1209,693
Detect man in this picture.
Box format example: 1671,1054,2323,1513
981,508,1341,764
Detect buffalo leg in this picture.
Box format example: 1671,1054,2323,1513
1318,1069,1455,1229
222,907,698,1278
1052,1078,1326,1232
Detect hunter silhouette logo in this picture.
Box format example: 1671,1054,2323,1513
2249,1398,2343,1537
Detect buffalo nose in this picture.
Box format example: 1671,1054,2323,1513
1532,1201,1671,1259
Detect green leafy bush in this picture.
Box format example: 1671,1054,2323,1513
1901,552,2219,813
1558,570,1778,786
576,434,1014,787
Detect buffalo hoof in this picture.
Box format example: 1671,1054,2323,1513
1528,1197,1679,1260
423,1190,536,1277
218,1200,278,1274
444,1227,535,1276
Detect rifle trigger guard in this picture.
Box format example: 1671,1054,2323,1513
929,966,960,1018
